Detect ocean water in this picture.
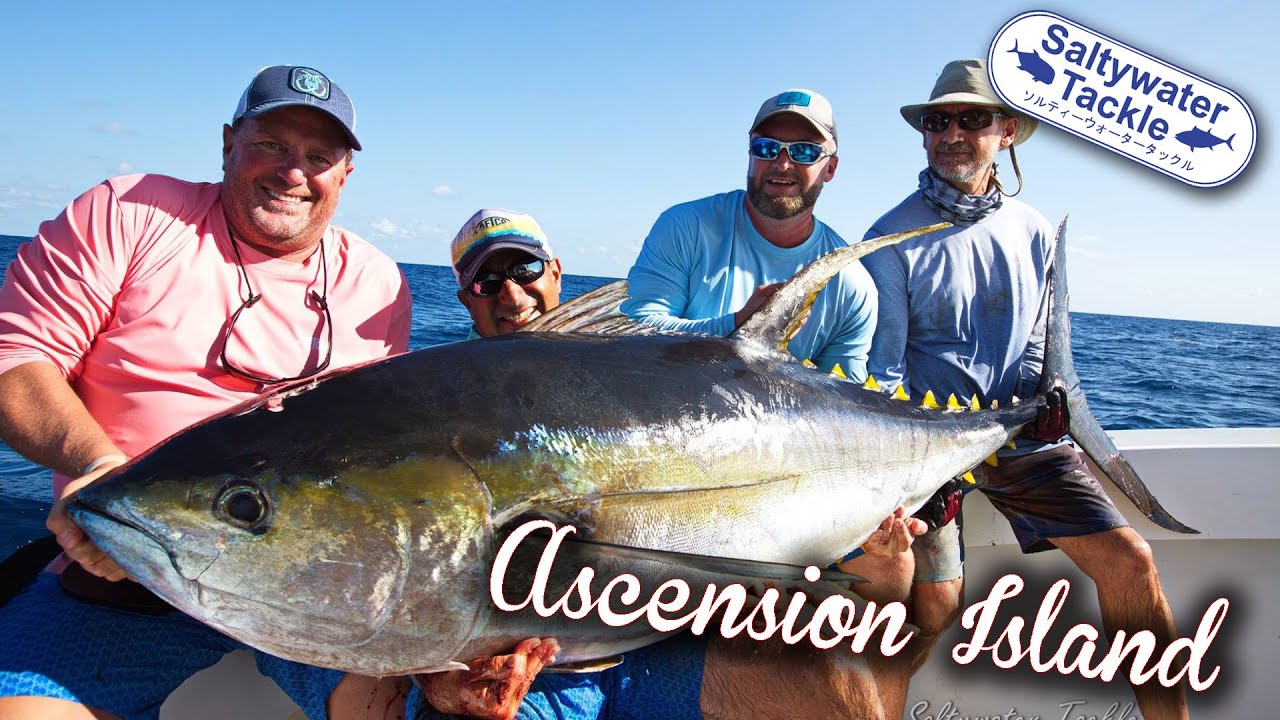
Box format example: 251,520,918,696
1,233,1278,556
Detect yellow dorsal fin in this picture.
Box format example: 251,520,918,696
921,390,940,409
862,375,881,392
945,393,963,411
969,395,981,411
984,453,999,467
830,363,847,380
802,358,816,368
892,385,910,401
962,471,976,484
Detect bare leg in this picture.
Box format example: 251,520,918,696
0,697,118,720
1053,528,1188,720
700,636,889,720
328,674,410,720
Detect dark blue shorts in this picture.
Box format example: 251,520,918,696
976,444,1130,553
0,572,340,720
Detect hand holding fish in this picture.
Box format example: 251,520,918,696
838,508,926,606
417,637,560,720
48,457,130,582
733,283,783,329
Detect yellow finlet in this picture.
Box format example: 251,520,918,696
991,399,999,410
1010,395,1021,406
984,453,999,467
862,375,882,392
802,358,817,368
830,363,847,380
1006,439,1018,450
962,471,976,484
945,393,963,412
920,390,940,409
892,385,910,402
969,395,981,411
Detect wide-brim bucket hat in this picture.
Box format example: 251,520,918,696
899,59,1037,145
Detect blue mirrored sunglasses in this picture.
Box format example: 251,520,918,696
467,258,547,298
748,137,832,165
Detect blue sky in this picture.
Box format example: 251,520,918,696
1,1,1273,326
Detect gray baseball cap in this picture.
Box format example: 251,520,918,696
750,89,837,146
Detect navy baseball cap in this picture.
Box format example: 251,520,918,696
232,65,361,151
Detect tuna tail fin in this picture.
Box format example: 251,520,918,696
735,223,950,352
1037,217,1198,533
1226,133,1236,150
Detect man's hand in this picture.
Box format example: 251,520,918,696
911,478,965,532
860,507,927,557
47,458,129,581
1022,386,1070,443
733,283,783,329
417,637,559,720
837,508,927,605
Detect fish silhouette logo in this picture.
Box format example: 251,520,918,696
1175,127,1235,152
1008,41,1055,84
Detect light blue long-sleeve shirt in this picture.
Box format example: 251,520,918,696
620,190,878,381
861,191,1053,409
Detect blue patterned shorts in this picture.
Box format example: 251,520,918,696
0,572,339,719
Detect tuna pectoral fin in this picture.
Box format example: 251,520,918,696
735,223,950,353
1038,216,1197,533
520,280,662,336
564,537,867,584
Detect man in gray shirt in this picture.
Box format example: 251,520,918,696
862,58,1187,720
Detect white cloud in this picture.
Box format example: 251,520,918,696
368,218,447,239
114,162,133,174
371,218,401,235
0,184,63,211
97,121,128,135
432,185,455,197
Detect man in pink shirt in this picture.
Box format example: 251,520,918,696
0,65,410,720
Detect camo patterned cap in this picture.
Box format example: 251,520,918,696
900,59,1038,146
450,209,554,288
232,65,361,151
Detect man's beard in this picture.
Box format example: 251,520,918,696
930,141,991,188
746,173,823,220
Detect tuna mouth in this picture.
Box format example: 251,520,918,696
67,498,219,581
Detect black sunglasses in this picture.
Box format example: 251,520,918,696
219,235,333,386
920,108,1005,133
467,258,547,298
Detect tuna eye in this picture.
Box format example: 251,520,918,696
214,482,272,532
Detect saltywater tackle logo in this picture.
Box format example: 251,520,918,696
988,12,1256,187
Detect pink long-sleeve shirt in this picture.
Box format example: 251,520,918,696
0,174,412,495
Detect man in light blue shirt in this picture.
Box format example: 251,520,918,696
622,88,877,382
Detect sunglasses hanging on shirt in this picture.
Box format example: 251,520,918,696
218,234,333,385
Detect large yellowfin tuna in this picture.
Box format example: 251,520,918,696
67,219,1193,676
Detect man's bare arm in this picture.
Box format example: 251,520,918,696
0,361,128,579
